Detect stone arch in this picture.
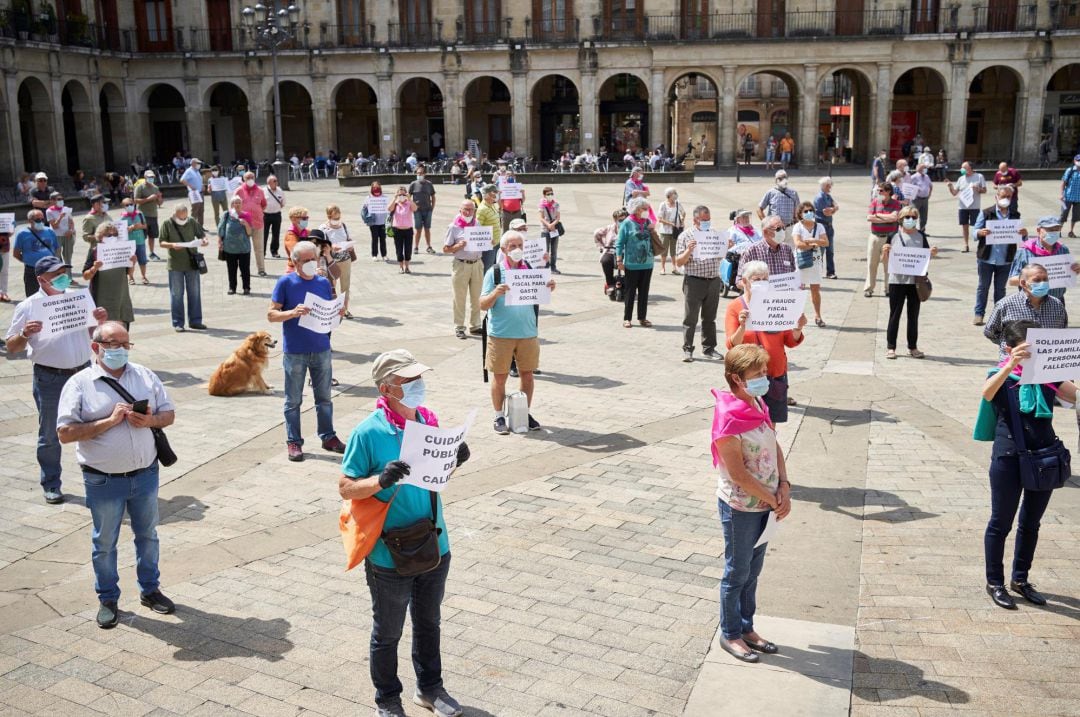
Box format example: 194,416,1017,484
99,82,129,172
890,67,947,160
139,80,186,112
598,73,649,154
332,78,379,157
62,80,98,175
17,77,58,175
734,68,804,165
462,76,512,159
1045,64,1080,163
667,72,719,165
269,81,315,158
530,74,580,159
966,65,1024,163
397,77,444,159
207,82,252,164
817,67,875,165
146,83,188,163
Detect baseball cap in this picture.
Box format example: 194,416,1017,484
34,172,48,181
371,349,431,384
49,191,62,199
733,208,753,218
89,193,105,204
1037,216,1064,229
144,170,155,179
1074,154,1080,162
508,218,527,230
34,255,72,276
190,158,202,165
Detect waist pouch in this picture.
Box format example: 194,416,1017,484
381,490,443,575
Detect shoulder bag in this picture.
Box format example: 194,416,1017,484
381,490,443,575
796,222,818,270
96,375,178,467
339,487,399,571
1005,384,1071,491
913,231,932,301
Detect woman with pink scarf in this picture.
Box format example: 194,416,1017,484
711,344,792,664
538,186,562,274
1006,216,1080,303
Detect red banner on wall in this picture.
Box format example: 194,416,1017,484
890,111,918,160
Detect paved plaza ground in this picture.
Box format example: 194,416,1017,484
0,172,1078,716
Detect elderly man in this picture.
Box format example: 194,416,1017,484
475,184,502,271
409,166,437,255
674,205,722,363
180,157,205,227
29,172,53,210
993,161,1023,212
985,264,1068,359
158,204,209,332
235,171,268,276
498,171,525,233
442,200,484,340
971,186,1025,326
268,240,347,462
45,191,76,282
1007,216,1080,303
81,193,112,245
946,161,987,253
339,349,467,717
479,230,556,434
756,170,800,245
5,256,108,504
813,177,839,279
13,209,60,297
909,161,933,234
742,216,798,283
134,170,165,260
56,321,175,629
865,182,902,298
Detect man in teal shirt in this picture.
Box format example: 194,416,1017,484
338,349,468,717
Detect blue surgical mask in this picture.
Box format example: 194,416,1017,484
699,220,711,231
902,218,918,229
50,274,71,292
745,376,770,397
298,219,308,229
1029,281,1051,298
1044,231,1061,243
100,347,129,370
802,211,815,221
33,222,44,231
399,378,426,409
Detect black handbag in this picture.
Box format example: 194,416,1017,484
191,249,208,275
381,491,442,575
612,271,625,302
1005,385,1071,491
97,376,178,467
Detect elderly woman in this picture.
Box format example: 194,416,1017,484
388,186,417,274
218,195,253,295
595,208,628,297
711,344,792,662
657,187,685,276
538,186,563,275
881,205,937,359
725,260,806,422
283,206,310,273
792,200,829,327
235,171,268,276
319,204,355,317
158,204,209,332
119,198,150,285
813,177,839,279
263,175,286,258
975,319,1076,610
360,182,389,262
82,222,136,328
615,197,658,328
208,166,228,225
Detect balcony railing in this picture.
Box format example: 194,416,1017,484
973,4,1038,33
1057,1,1080,29
325,23,375,48
643,10,907,41
458,18,511,45
595,14,645,41
388,21,442,47
528,17,578,44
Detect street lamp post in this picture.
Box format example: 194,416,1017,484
241,1,301,190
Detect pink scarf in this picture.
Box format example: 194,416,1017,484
710,389,772,467
376,396,439,430
453,214,475,228
1022,238,1058,257
736,223,755,238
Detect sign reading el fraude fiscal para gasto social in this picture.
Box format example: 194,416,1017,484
504,268,551,306
1020,328,1080,384
748,284,806,331
29,288,97,337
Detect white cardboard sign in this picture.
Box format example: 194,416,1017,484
691,229,725,260
985,218,1022,245
523,237,547,267
767,271,802,293
97,240,136,271
748,285,806,331
1038,253,1078,291
0,213,15,233
297,291,345,334
209,177,228,192
367,196,388,214
887,246,931,277
1020,328,1080,385
464,225,493,252
29,288,97,337
398,410,477,492
107,221,129,243
227,177,243,194
900,183,919,201
187,189,203,204
504,268,552,306
498,183,522,200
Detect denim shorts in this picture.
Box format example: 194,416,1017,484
414,209,433,230
134,243,148,266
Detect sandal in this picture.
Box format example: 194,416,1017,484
962,246,970,253
623,321,633,328
128,278,135,285
640,320,653,327
886,349,897,359
910,349,925,359
786,397,797,406
141,278,150,285
815,317,825,327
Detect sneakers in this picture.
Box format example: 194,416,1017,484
375,701,407,717
455,328,466,339
493,416,510,435
96,601,119,629
509,366,519,378
287,442,304,461
174,326,185,333
149,253,162,261
139,590,175,614
322,436,346,454
682,350,693,362
527,414,541,431
413,688,463,717
425,247,437,255
973,315,984,326
43,490,64,505
702,348,720,360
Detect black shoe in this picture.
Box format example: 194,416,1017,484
96,601,119,629
510,367,519,378
493,416,510,435
702,348,720,360
258,270,268,277
468,327,483,335
527,414,541,431
987,584,1017,610
1010,581,1047,606
718,637,759,663
140,590,175,614
242,289,251,295
227,289,236,295
533,368,542,375
189,323,208,330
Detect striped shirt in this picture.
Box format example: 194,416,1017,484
676,230,721,279
758,187,799,226
741,240,797,279
984,291,1068,360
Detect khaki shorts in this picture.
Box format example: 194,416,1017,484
486,336,540,374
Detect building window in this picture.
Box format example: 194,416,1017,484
135,0,173,50
605,0,643,36
144,0,168,42
467,0,501,36
738,76,759,97
694,75,716,99
401,0,431,26
339,0,364,29
553,76,576,100
534,0,572,39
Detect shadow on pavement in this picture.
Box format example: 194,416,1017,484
153,370,207,389
533,371,625,389
1038,592,1080,621
791,485,938,523
333,350,380,366
159,494,208,523
522,424,645,453
799,404,897,427
127,604,293,662
352,315,402,328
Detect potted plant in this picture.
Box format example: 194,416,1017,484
66,12,90,45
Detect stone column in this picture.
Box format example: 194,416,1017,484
124,79,149,164
1016,59,1047,165
442,71,463,156
719,65,736,166
376,73,395,157
312,75,333,154
3,71,24,183
580,71,597,154
512,71,528,157
84,78,106,173
649,68,665,152
184,79,211,160
49,75,69,177
246,76,271,161
798,64,818,169
944,61,968,165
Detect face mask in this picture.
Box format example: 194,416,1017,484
329,219,341,228
1044,231,1061,243
748,280,767,294
300,260,318,277
777,179,788,188
33,222,44,231
102,203,110,213
211,171,220,177
880,195,890,202
398,378,426,409
1075,162,1080,169
508,248,524,263
100,347,129,370
802,211,815,222
229,208,239,218
55,200,64,208
245,179,255,187
50,274,72,292
174,215,190,225
745,376,770,397
298,219,308,229
1029,281,1050,298
902,218,918,229
998,198,1010,208
699,220,711,231
959,168,967,176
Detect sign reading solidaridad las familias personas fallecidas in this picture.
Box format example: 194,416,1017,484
1020,328,1080,385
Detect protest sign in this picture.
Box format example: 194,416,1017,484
187,190,203,204
748,285,806,331
464,225,493,252
523,237,546,267
398,410,477,493
692,229,725,260
367,196,388,214
985,218,1022,245
0,213,14,233
768,271,801,292
900,183,919,201
498,183,522,200
97,240,136,271
209,177,228,192
1037,253,1078,291
959,186,974,206
887,246,931,277
1020,328,1080,385
106,221,129,243
504,268,552,306
297,292,345,334
29,288,96,337
227,177,242,193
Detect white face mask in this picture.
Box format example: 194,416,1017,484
245,179,255,187
508,248,524,263
300,260,318,277
777,179,788,188
998,198,1011,208
174,215,190,225
211,171,220,177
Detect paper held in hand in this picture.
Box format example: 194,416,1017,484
887,246,931,277
171,239,203,248
0,213,15,233
959,186,974,206
97,241,136,271
29,288,97,338
691,229,725,260
209,177,228,192
985,218,1022,245
367,196,388,214
397,409,478,493
767,271,802,293
504,268,552,306
747,283,806,331
498,183,522,200
1036,253,1077,291
900,183,919,201
463,225,493,252
187,189,203,204
227,177,242,193
106,221,129,243
297,292,345,334
523,237,546,267
754,510,779,548
1020,328,1080,385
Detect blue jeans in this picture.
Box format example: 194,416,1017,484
33,365,83,492
781,151,792,167
975,260,1009,317
985,456,1053,586
718,500,769,639
84,463,160,603
283,350,335,445
822,222,836,276
365,553,451,707
167,269,203,328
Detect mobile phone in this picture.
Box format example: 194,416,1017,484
132,399,149,414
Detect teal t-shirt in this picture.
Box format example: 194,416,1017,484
123,211,147,245
482,264,538,338
341,410,449,569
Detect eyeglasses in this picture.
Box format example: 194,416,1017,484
97,341,133,349
298,216,310,220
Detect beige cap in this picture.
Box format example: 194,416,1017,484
371,349,431,384
508,218,527,230
34,172,48,180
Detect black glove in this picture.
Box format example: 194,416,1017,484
378,460,410,489
456,442,471,467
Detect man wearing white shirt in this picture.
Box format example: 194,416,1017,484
946,162,987,253
909,163,934,235
179,158,205,228
46,191,76,283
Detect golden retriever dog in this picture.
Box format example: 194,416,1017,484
208,331,278,396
